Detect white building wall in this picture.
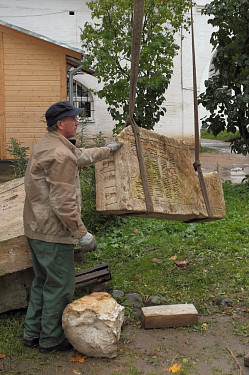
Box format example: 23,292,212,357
0,0,214,142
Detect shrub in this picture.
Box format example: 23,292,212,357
5,138,29,178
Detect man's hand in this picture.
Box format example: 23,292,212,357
79,232,97,252
106,140,124,153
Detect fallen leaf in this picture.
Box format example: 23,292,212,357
174,260,189,267
202,322,208,330
0,354,6,359
70,352,87,363
168,363,182,373
133,276,140,280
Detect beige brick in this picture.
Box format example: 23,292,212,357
142,304,198,329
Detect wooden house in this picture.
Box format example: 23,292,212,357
0,20,83,160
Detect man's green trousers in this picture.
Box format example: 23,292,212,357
24,238,75,348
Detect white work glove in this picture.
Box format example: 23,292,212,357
79,232,97,252
106,140,124,153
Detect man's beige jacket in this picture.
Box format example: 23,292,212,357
23,131,111,244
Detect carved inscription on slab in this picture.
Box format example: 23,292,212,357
95,126,225,221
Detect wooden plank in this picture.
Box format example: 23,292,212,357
75,263,111,288
5,72,61,79
0,31,6,159
75,263,110,277
141,304,199,329
5,83,59,89
75,269,111,285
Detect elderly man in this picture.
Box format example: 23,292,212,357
22,101,122,353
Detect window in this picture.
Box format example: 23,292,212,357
67,79,94,119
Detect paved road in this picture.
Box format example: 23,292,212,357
201,138,232,153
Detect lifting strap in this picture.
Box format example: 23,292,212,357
126,0,154,214
126,0,213,218
190,0,213,218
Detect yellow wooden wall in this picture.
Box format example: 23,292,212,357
0,26,81,160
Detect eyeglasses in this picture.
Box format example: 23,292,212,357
61,115,80,122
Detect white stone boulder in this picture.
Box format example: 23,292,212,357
62,292,125,358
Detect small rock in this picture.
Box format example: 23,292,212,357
216,297,234,308
111,290,125,299
149,295,168,305
125,293,143,308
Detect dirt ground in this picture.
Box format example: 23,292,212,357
199,150,249,184
1,148,249,375
1,312,248,375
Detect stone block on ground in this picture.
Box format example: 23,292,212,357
95,126,225,222
142,304,198,329
0,177,25,242
62,292,125,358
0,235,33,313
0,179,34,313
244,353,249,367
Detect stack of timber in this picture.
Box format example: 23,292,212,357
95,126,225,222
0,178,34,313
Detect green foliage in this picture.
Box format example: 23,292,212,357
81,0,191,133
199,0,249,155
5,138,29,178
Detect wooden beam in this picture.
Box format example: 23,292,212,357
75,263,111,288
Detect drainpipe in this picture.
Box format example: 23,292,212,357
68,64,84,104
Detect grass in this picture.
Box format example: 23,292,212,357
200,129,240,142
80,181,249,316
0,182,249,372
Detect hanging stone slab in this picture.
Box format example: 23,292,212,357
62,292,125,358
95,126,225,222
